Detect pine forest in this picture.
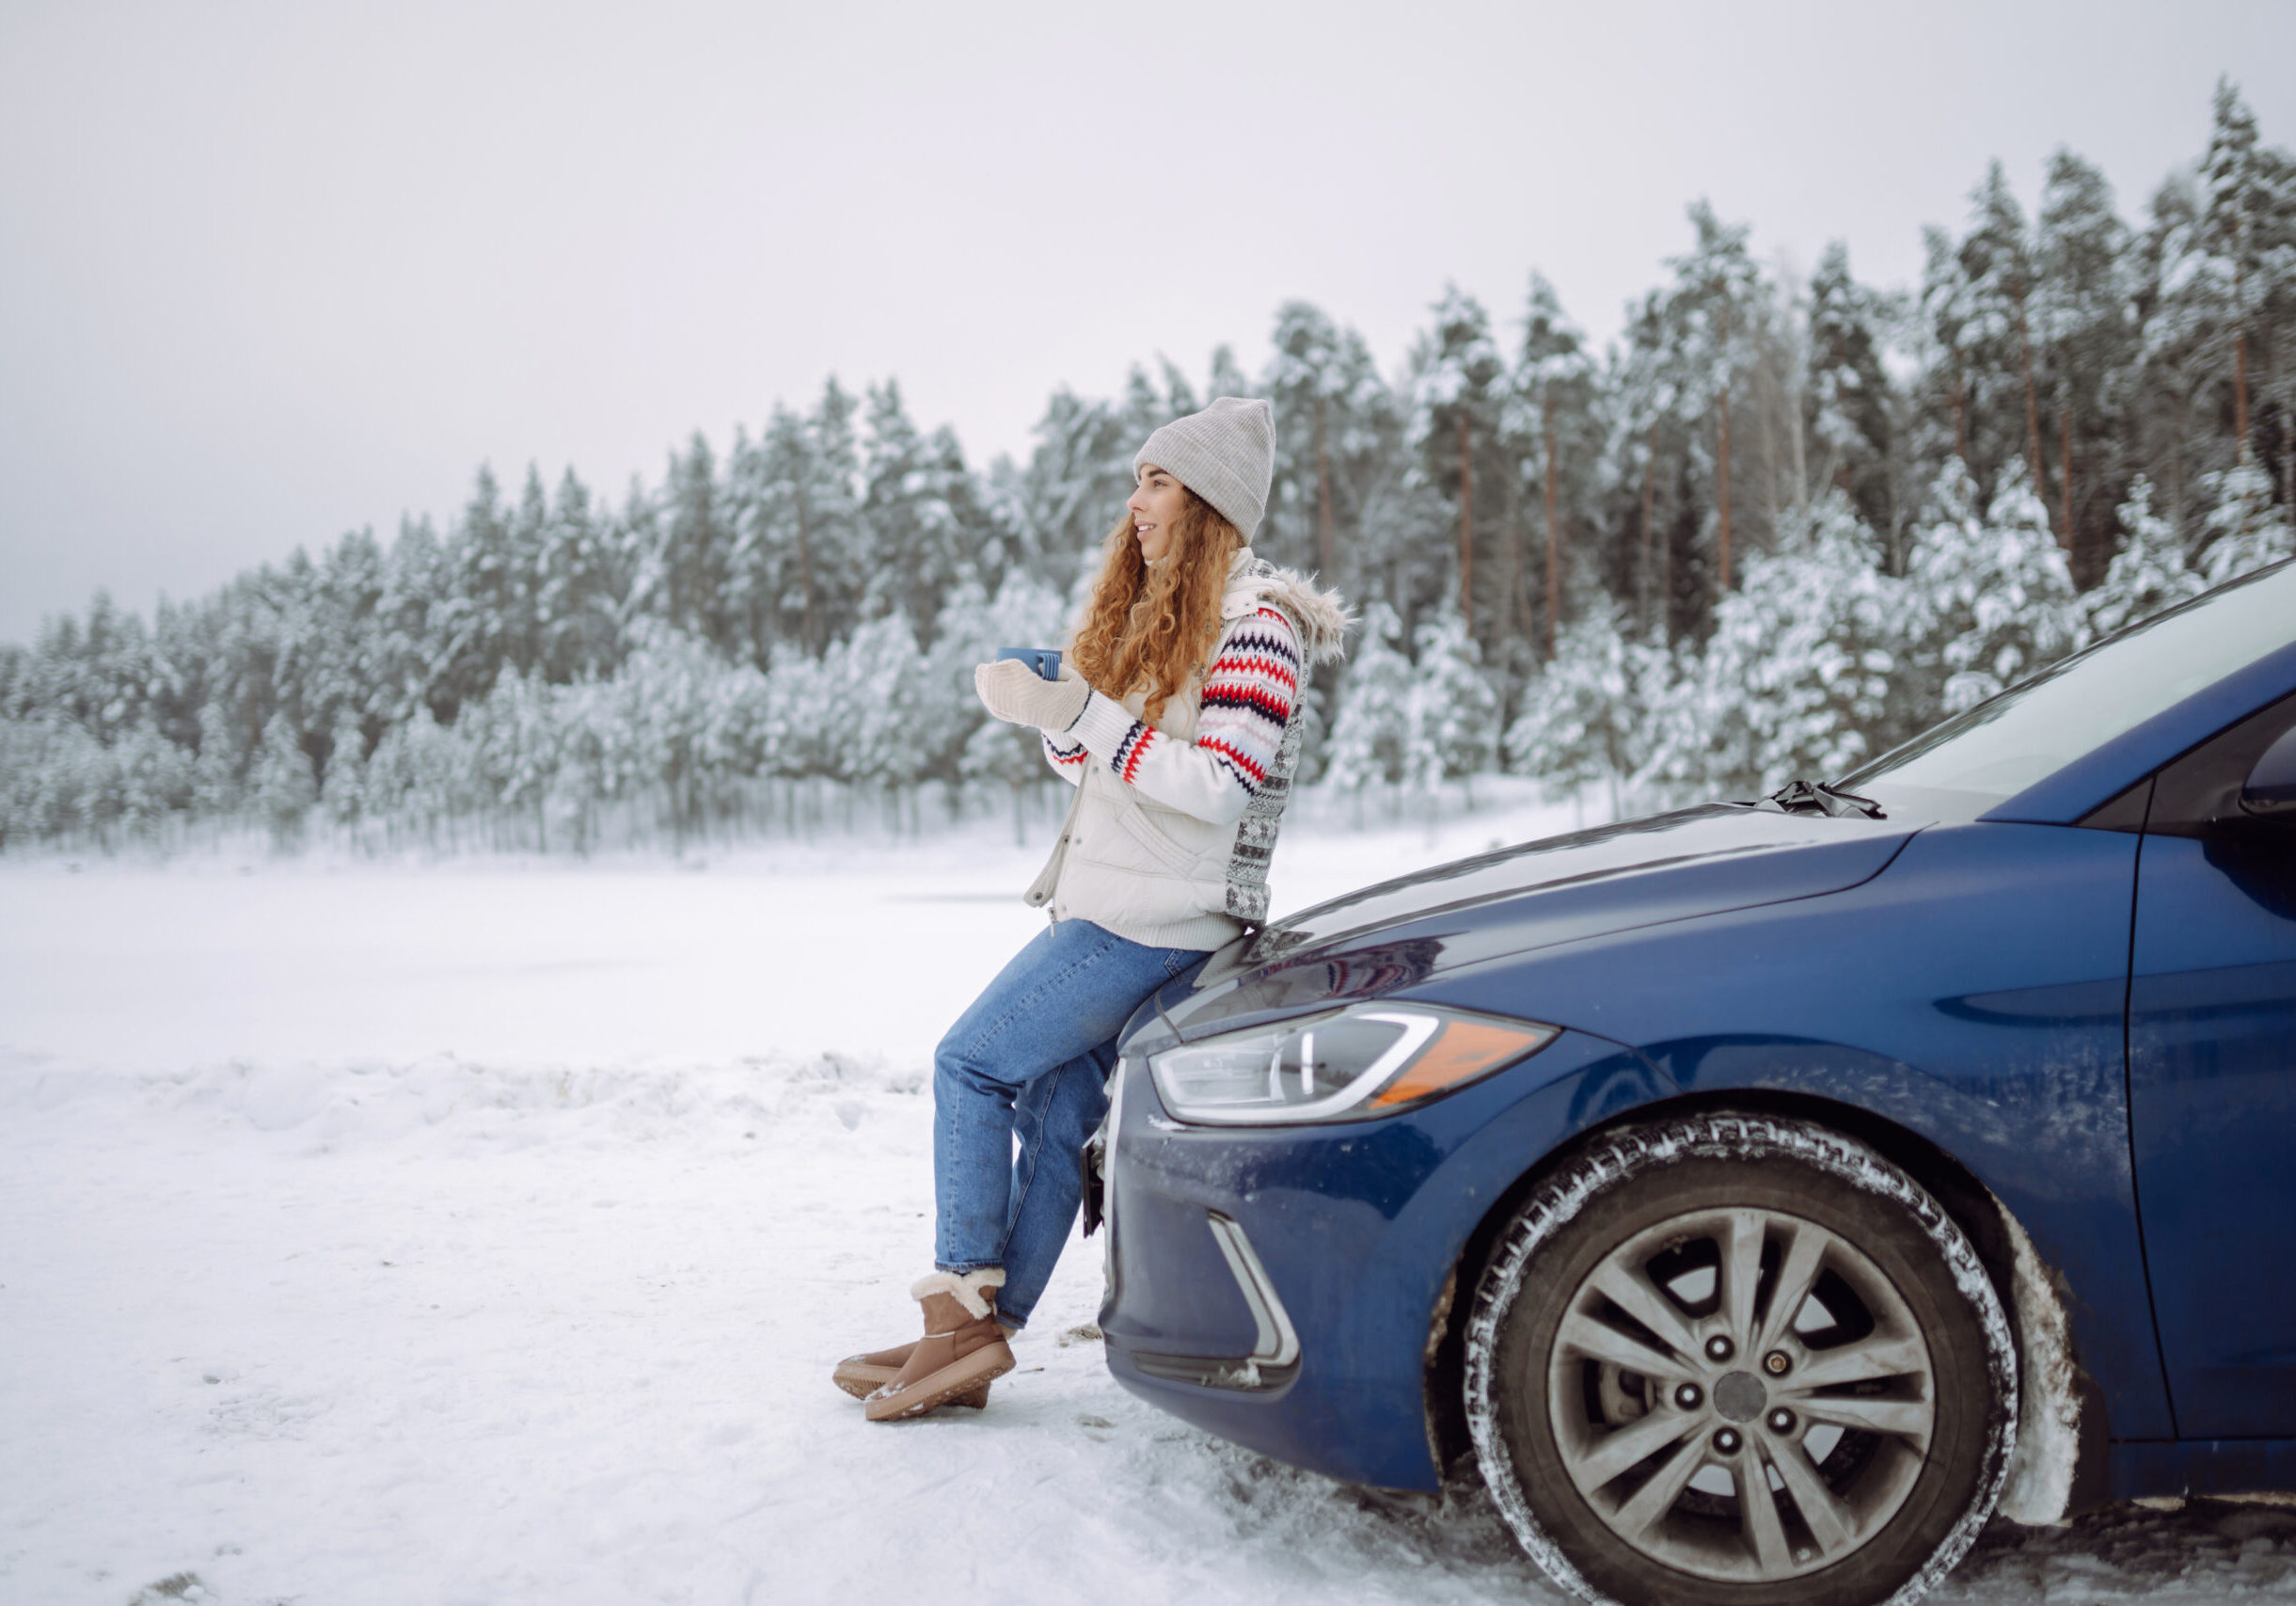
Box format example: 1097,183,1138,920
7,83,2295,856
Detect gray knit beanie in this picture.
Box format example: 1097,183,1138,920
1132,396,1275,541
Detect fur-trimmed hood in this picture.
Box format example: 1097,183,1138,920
1220,549,1354,665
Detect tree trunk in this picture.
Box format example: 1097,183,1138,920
1952,356,1970,465
1663,469,1678,645
2017,289,2052,544
1500,461,1524,644
2235,326,2251,462
793,483,820,655
1544,396,1561,660
1457,409,1474,633
1639,427,1657,630
1716,304,1733,593
1755,344,1781,531
1788,350,1809,510
2284,410,2294,519
2059,406,2077,581
2170,389,2189,528
1314,395,1337,576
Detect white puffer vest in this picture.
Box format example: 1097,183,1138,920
1026,554,1351,951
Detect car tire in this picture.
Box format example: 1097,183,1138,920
1464,1112,2016,1606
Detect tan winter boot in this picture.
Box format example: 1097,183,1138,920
863,1269,1014,1423
831,1341,990,1408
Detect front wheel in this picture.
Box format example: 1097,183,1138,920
1465,1113,2016,1606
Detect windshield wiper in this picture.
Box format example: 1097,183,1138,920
1758,779,1886,819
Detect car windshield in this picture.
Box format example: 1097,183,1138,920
1839,560,2296,817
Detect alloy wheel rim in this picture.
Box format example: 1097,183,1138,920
1544,1205,1938,1583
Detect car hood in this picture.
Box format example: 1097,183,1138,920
1149,804,1920,1043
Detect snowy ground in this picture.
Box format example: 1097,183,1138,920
6,788,2295,1605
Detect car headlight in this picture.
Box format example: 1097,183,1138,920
1148,1004,1558,1126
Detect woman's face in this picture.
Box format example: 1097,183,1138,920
1127,464,1189,564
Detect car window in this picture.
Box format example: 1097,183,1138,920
2146,689,2296,838
1841,561,2296,818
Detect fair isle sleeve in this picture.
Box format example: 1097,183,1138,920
1066,606,1299,827
1041,729,1086,786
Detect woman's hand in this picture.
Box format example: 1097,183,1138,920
974,659,1091,733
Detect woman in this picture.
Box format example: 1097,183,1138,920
835,396,1350,1423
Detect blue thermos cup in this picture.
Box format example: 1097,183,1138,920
995,647,1062,681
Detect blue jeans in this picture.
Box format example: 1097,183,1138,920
934,918,1210,1329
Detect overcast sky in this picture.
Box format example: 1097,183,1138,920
3,0,2291,644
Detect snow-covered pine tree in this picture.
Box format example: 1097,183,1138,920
1805,242,1897,542
862,381,971,642
644,434,736,655
2198,78,2288,472
1509,274,1599,660
928,423,1011,601
1120,363,1180,446
719,381,870,662
1408,288,1509,640
506,466,552,676
1655,202,1766,597
603,622,769,846
143,596,208,757
373,513,450,727
2034,150,2137,582
1004,388,1136,596
1687,493,1904,794
534,468,620,682
1608,291,1683,633
125,723,198,840
1505,605,1645,817
1404,609,1498,806
832,613,931,812
1157,358,1200,422
2084,477,2204,638
1903,462,2080,715
2195,460,2296,584
251,710,316,849
1205,346,1254,406
2,715,75,844
802,380,867,649
320,708,367,835
263,548,327,772
1322,602,1414,814
742,406,815,656
1264,301,1396,583
1956,164,2050,514
313,526,387,750
192,696,243,821
474,669,573,851
436,466,522,719
1917,220,1981,479
721,422,777,667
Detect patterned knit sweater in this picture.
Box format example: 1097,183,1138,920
1024,551,1351,950
1040,603,1301,828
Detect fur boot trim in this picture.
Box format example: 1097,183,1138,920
911,1267,1005,1321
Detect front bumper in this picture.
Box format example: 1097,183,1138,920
1100,1026,1660,1489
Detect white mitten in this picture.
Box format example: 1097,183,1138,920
974,659,1090,732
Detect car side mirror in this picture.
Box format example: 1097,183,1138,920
2241,724,2296,820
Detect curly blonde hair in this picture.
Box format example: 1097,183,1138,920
1070,490,1243,727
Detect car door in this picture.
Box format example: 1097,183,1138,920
2129,689,2296,1439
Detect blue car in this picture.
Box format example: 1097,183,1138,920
1097,558,2296,1606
